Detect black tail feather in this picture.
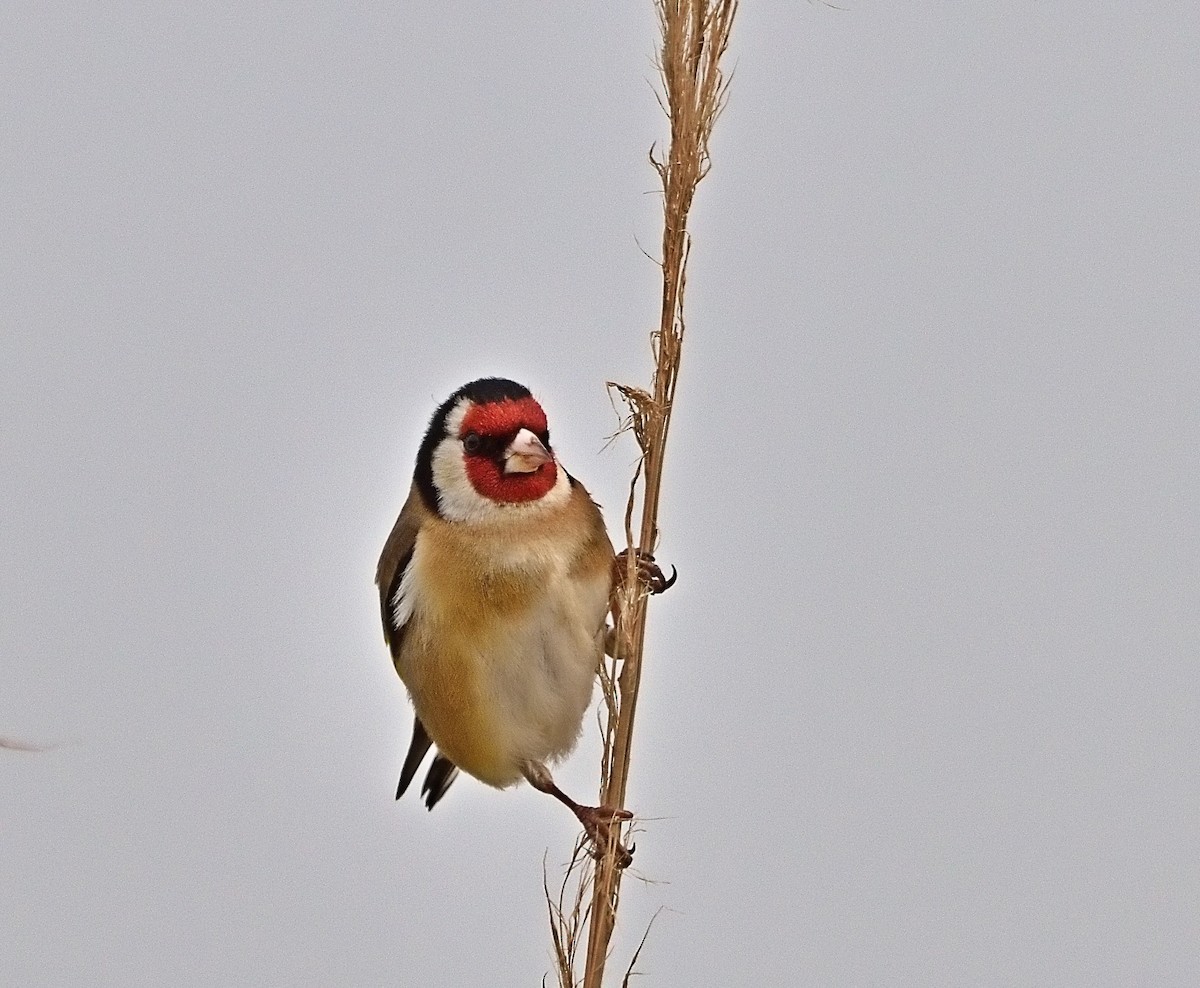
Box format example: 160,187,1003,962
396,719,433,800
421,755,460,810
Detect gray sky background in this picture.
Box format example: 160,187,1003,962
3,3,1197,985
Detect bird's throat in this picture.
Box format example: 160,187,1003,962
465,458,558,504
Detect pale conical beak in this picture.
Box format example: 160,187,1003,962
503,428,552,474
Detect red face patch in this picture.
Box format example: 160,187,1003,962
459,396,548,440
460,397,557,504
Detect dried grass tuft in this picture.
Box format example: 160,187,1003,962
544,844,592,988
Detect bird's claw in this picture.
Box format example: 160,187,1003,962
646,562,677,594
615,548,677,596
575,804,635,869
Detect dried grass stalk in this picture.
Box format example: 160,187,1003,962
546,2,738,985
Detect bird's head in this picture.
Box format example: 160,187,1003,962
415,378,571,523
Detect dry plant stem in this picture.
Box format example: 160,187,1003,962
578,2,737,986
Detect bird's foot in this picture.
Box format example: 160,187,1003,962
523,761,636,868
573,803,635,869
614,548,677,596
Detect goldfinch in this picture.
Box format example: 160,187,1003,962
376,378,649,857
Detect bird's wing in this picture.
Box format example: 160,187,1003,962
375,484,426,657
379,486,463,807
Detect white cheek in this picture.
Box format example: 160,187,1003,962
428,399,495,523
430,438,497,523
536,463,572,511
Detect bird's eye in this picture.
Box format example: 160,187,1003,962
462,432,482,455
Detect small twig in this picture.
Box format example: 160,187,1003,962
621,908,664,986
0,736,54,752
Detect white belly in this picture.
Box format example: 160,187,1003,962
482,573,608,773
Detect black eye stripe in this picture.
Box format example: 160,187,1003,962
461,427,555,466
461,432,507,459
